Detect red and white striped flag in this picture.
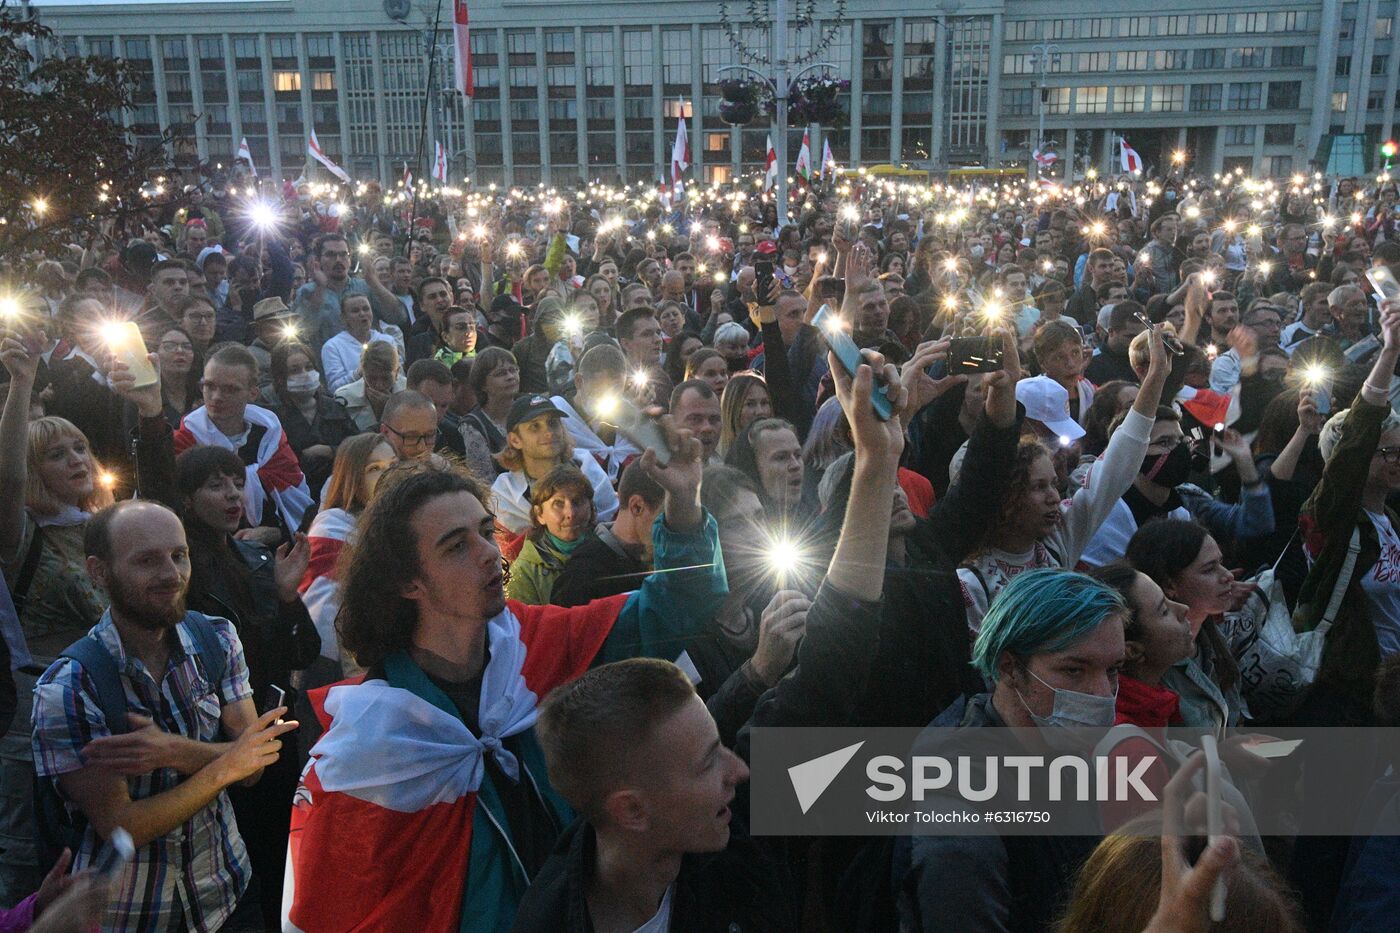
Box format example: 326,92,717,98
822,138,836,179
1120,137,1143,174
453,0,473,99
670,109,689,201
432,141,448,184
236,137,257,177
763,134,778,192
307,129,350,183
795,128,812,180
401,161,413,189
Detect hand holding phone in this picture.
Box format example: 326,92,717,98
94,827,135,877
598,396,672,465
813,305,893,420
947,336,1005,374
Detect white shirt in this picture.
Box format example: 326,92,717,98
490,453,620,535
321,329,397,392
631,884,674,933
1361,510,1400,656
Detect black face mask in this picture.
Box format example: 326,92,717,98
1140,442,1192,488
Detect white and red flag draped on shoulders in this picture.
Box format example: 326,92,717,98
763,134,778,192
307,129,350,183
670,110,690,201
173,405,313,530
453,0,474,99
283,595,629,932
1120,137,1143,174
297,507,355,663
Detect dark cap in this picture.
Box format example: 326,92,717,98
506,394,564,433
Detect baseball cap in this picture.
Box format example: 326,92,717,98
506,394,564,433
1015,376,1086,442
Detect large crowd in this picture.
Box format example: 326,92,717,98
2,162,1400,932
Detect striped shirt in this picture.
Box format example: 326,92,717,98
31,611,253,933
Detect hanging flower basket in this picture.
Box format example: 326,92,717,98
719,99,760,126
718,78,768,126
786,75,850,126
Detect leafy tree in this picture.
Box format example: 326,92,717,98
0,5,186,263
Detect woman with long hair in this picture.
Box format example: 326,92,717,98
582,273,617,328
684,347,729,397
718,372,774,457
1126,519,1246,734
462,346,520,467
504,464,597,605
152,324,202,426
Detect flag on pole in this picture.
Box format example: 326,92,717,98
1032,145,1058,168
821,138,836,180
237,137,257,177
452,0,473,99
795,128,812,180
763,134,778,192
1120,137,1143,174
670,107,690,202
307,130,350,183
432,141,449,184
401,162,414,189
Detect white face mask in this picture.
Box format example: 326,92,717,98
1015,667,1117,749
286,371,320,395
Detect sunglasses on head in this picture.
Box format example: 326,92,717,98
1132,311,1185,356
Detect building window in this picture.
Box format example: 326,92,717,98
544,30,574,54
471,31,498,55
1117,51,1149,71
1232,48,1265,69
1005,20,1035,41
1189,84,1222,111
1004,54,1035,75
312,71,334,91
1337,56,1351,77
1043,87,1071,115
623,30,651,85
1118,17,1151,37
1153,50,1188,70
661,28,690,85
1268,156,1293,177
584,97,614,120
1003,88,1033,115
1150,84,1185,112
88,37,113,58
506,30,535,55
233,37,259,59
509,99,539,121
123,38,150,60
1370,90,1386,110
584,31,613,86
237,71,263,93
1380,17,1395,38
1263,124,1293,145
1197,15,1229,34
270,37,296,58
1081,18,1113,39
1273,47,1304,68
1223,124,1254,145
546,65,575,86
509,66,536,87
1193,48,1225,70
274,71,301,92
1273,11,1307,31
1267,81,1301,109
1332,90,1349,112
1235,12,1268,32
1113,85,1147,112
1226,82,1262,110
306,35,334,58
1074,86,1108,114
1043,19,1072,40
547,98,577,120
1158,15,1190,36
1374,55,1390,76
1340,19,1355,39
161,38,185,61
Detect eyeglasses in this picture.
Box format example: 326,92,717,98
1376,446,1400,464
159,341,194,352
382,424,436,447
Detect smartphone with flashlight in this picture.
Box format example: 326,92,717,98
947,336,1005,374
261,684,286,716
94,827,135,877
1314,385,1332,416
604,397,672,466
105,321,158,388
754,260,775,303
1366,263,1400,303
813,304,894,420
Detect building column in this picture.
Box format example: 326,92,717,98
651,24,664,181
890,17,904,163
258,34,279,179
1100,130,1114,175
985,13,1004,167
574,26,588,183
223,36,242,172
1384,13,1400,141
612,26,625,182
150,35,171,161
1060,129,1074,180
1252,123,1266,172
370,32,392,184
536,27,550,184
930,15,947,170
186,35,208,163
1309,0,1342,153
690,23,704,182
296,32,314,180
849,19,863,164
332,33,354,179
1209,125,1225,175
1347,0,1377,134
497,28,513,187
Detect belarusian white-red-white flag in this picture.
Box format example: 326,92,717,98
1120,137,1143,174
401,162,413,189
237,137,257,177
432,141,449,184
795,128,812,180
670,108,690,201
307,129,350,183
763,134,778,192
821,138,835,179
1032,145,1058,167
453,0,473,99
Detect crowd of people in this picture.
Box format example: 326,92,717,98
4,161,1400,931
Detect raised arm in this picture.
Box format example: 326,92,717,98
0,331,40,560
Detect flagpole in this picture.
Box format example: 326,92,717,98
406,0,448,258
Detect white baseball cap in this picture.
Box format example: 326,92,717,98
1015,375,1085,443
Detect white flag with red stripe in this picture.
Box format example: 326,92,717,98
1120,137,1143,174
670,110,690,201
401,162,413,189
795,128,812,180
432,141,448,184
236,137,257,177
822,138,836,180
452,0,473,99
307,129,350,183
763,134,778,192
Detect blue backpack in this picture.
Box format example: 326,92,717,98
33,612,228,873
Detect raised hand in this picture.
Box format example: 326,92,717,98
215,707,299,787
899,339,965,422
830,348,907,468
275,532,310,603
749,590,812,685
108,353,163,419
639,411,704,533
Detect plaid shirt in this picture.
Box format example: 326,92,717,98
31,611,253,933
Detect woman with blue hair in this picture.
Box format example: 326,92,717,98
897,569,1128,933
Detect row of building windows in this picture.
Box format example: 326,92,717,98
1005,80,1304,116
1002,11,1309,43
1003,46,1306,75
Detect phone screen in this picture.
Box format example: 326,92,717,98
812,305,893,420
754,260,775,302
1367,264,1400,302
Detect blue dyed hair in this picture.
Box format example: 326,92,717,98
971,569,1127,682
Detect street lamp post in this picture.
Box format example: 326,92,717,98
1030,42,1060,179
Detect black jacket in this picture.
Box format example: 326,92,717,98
550,525,649,607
